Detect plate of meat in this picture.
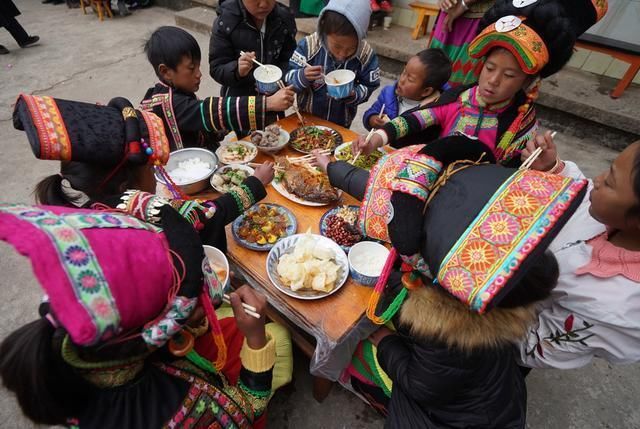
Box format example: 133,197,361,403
272,157,341,206
289,125,343,154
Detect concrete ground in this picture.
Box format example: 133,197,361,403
0,2,639,428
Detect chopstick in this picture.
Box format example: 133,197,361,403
520,131,557,170
222,293,261,319
298,58,327,80
350,105,385,165
240,51,267,69
288,149,332,164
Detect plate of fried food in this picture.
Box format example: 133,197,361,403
319,205,364,252
232,203,297,251
289,125,343,154
267,232,349,300
334,142,385,170
272,156,341,206
250,124,290,154
215,141,258,165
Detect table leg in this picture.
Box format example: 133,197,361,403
412,12,425,40
610,61,640,99
312,376,335,402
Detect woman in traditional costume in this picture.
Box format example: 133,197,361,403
0,201,290,428
353,0,606,168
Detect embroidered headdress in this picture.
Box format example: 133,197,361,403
0,203,228,368
13,94,170,166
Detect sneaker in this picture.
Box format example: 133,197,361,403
380,0,393,12
19,36,40,48
370,0,381,12
0,45,9,55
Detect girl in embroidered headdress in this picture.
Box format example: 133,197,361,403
0,202,289,429
353,0,591,167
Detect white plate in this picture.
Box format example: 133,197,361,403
266,234,349,300
271,179,341,207
210,164,255,194
252,128,290,154
215,141,258,165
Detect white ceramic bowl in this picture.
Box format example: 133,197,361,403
215,141,258,165
202,245,230,299
348,241,390,286
210,164,255,193
154,148,218,195
252,129,290,154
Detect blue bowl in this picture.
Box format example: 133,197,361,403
348,241,390,287
254,65,283,95
326,70,355,99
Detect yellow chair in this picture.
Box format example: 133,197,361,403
409,2,440,40
80,0,113,21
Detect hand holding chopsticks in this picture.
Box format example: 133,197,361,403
223,293,261,318
350,104,386,163
520,130,557,170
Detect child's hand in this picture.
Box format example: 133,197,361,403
369,326,394,346
310,149,331,174
252,161,275,185
229,285,267,350
353,132,383,156
369,115,388,129
304,65,324,82
521,130,558,171
266,86,295,111
438,0,456,10
238,51,256,78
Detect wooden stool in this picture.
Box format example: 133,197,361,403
80,0,113,21
409,2,439,40
576,40,640,99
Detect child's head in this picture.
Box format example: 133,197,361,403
318,10,359,62
496,250,559,309
396,49,451,101
144,26,202,93
590,141,640,231
477,47,534,105
242,0,276,24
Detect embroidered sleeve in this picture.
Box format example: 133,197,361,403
382,106,439,144
285,37,312,91
201,96,270,132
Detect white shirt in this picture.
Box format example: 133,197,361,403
518,161,640,369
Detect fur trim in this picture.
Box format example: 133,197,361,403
399,286,536,352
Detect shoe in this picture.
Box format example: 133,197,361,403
380,0,393,12
370,0,380,12
0,45,9,55
19,36,40,48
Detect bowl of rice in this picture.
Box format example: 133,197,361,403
155,148,218,195
347,241,390,286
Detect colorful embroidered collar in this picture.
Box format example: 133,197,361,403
576,232,640,282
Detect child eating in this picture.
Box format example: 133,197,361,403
363,48,451,130
285,0,381,128
141,26,295,151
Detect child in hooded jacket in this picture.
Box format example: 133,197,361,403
285,0,380,128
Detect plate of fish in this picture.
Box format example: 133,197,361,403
232,203,297,251
272,157,341,206
289,125,343,154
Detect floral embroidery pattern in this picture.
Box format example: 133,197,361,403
437,170,587,313
526,314,595,358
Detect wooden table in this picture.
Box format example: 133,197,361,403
196,114,373,399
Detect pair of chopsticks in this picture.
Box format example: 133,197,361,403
240,51,305,126
520,131,557,170
248,161,284,173
222,293,260,319
350,104,386,165
288,149,332,165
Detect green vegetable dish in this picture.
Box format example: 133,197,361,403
334,143,384,170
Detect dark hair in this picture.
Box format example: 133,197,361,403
497,250,559,309
415,48,452,91
0,319,91,424
35,161,139,207
481,0,576,78
144,26,201,78
318,10,357,38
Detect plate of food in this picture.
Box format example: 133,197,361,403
266,232,349,300
289,125,343,154
319,205,365,251
210,164,254,193
215,141,258,165
250,124,290,153
232,203,297,251
334,142,385,170
272,157,341,206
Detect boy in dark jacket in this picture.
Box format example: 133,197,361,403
142,26,294,151
363,49,451,130
209,0,297,97
285,0,380,128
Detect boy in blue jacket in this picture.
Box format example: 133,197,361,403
363,48,451,130
285,0,380,128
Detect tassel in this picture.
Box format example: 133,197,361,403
366,248,408,325
155,165,191,200
200,289,227,371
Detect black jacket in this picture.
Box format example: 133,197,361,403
209,0,297,97
377,286,531,429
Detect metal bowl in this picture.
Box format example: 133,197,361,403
266,233,349,300
155,148,218,195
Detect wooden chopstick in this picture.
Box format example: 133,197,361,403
222,294,260,319
520,131,557,170
240,50,267,69
350,103,385,165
